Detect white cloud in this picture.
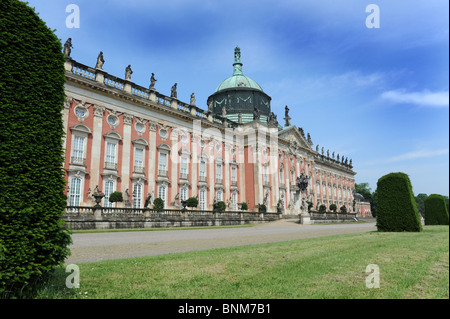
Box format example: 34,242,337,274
332,71,385,87
381,89,449,107
387,148,449,163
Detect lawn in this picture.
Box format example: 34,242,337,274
39,226,448,299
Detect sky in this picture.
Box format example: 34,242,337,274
25,0,449,196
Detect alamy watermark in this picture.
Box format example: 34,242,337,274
66,4,80,29
365,264,380,288
65,264,80,289
366,4,380,29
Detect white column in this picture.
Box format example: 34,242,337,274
89,104,105,191
121,113,133,194
148,121,157,197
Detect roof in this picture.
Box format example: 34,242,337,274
214,46,264,93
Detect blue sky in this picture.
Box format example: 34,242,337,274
25,0,449,196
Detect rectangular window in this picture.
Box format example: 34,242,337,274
104,180,115,208
134,148,144,171
231,192,237,211
231,166,237,185
72,136,85,165
133,183,143,208
180,156,188,179
279,169,284,186
69,177,82,206
264,165,269,185
216,189,223,201
105,142,116,169
158,185,167,205
159,153,167,175
199,189,206,210
180,187,187,201
199,160,206,181
216,163,222,181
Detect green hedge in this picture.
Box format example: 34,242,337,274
424,194,449,225
376,172,422,232
0,0,71,296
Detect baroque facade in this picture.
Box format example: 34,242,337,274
62,44,361,216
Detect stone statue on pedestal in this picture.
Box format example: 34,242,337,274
95,51,105,69
149,73,157,90
64,38,73,57
171,83,177,99
125,65,133,81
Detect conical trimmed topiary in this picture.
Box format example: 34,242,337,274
376,172,422,232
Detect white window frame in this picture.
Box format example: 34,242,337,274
68,176,82,206
158,184,167,206
159,152,167,173
231,191,238,211
216,162,222,181
69,124,91,167
133,182,143,209
72,135,85,162
134,147,144,172
199,188,206,211
199,160,206,180
103,179,116,208
180,186,188,201
105,141,117,168
231,165,237,184
216,189,223,202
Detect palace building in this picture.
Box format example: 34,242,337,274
62,44,363,216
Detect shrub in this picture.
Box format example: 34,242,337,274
0,0,72,296
215,201,226,212
329,204,337,213
376,172,422,232
258,204,267,213
340,205,347,213
319,205,326,213
153,198,164,211
240,202,248,211
109,191,123,203
186,197,198,209
424,194,449,225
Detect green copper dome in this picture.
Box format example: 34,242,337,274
215,46,264,93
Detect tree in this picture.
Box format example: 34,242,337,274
355,183,373,202
415,193,428,216
0,0,72,296
319,205,327,213
153,198,164,211
186,197,198,210
215,201,226,212
109,191,123,203
376,172,422,232
340,205,347,213
240,202,248,211
424,194,449,225
329,203,337,213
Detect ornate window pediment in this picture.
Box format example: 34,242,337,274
70,123,92,135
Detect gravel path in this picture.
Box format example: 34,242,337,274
65,220,376,264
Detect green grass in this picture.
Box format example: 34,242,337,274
37,226,448,299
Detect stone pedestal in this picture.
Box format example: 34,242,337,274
299,214,311,224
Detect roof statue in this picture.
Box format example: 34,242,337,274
149,73,157,90
95,51,104,69
64,38,73,57
171,83,177,98
125,65,133,81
